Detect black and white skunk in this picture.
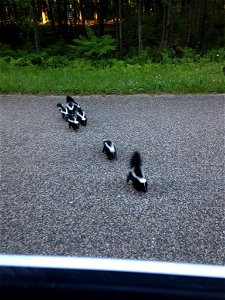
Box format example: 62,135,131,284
102,140,117,160
66,95,81,110
66,101,77,115
67,114,79,130
57,103,68,119
76,107,87,126
127,151,147,192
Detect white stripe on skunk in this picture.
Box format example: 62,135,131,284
67,114,79,130
102,140,117,160
76,108,87,126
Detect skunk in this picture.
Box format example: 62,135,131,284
76,107,87,126
66,95,81,110
67,114,79,130
57,103,68,119
127,151,147,192
102,140,117,160
66,101,77,115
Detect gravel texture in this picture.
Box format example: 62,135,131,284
0,94,224,265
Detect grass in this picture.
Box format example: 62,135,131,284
0,60,225,94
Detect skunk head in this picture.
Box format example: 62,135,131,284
77,108,87,125
102,140,117,160
57,103,68,118
57,102,65,111
128,151,147,192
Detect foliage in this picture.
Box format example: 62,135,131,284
179,48,199,63
1,58,225,94
203,48,225,63
71,27,116,59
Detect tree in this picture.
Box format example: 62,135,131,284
117,0,123,51
161,0,172,46
30,0,41,52
138,0,142,54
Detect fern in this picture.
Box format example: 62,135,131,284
72,27,116,59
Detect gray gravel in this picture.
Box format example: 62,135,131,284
0,94,224,265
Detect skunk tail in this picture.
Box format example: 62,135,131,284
130,151,142,168
66,95,75,103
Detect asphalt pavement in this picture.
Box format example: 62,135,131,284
0,94,224,265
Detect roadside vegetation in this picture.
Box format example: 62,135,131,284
1,1,224,95
1,38,224,95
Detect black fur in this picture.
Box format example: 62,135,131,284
76,107,87,126
57,103,68,120
127,151,147,192
102,140,117,160
67,114,79,130
66,96,81,109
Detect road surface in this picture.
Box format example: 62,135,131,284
0,94,224,265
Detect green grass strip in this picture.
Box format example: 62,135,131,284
0,61,224,94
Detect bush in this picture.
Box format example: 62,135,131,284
71,26,116,59
1,56,13,63
0,43,16,58
159,47,176,64
10,57,31,67
125,47,152,64
202,48,225,62
44,56,70,68
179,47,199,62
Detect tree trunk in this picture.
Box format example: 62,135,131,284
117,0,123,52
161,0,172,46
200,0,209,52
184,0,191,46
48,0,56,35
99,0,105,36
138,0,142,54
30,0,41,52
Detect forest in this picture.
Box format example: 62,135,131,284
0,0,225,94
1,0,225,55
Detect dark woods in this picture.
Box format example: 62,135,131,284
0,0,224,55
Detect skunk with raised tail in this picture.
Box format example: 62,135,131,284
102,140,117,160
76,107,87,126
67,114,79,130
127,151,147,192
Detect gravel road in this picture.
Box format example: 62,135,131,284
0,94,224,265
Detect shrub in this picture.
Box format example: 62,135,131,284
71,26,116,59
10,57,30,67
179,47,198,62
125,47,152,64
44,56,70,68
202,48,225,62
159,48,176,64
0,43,16,58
